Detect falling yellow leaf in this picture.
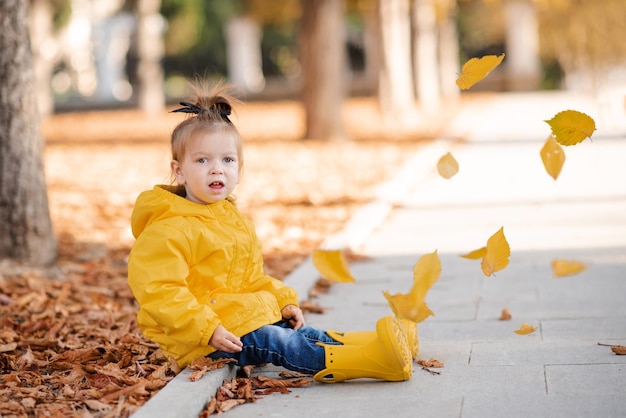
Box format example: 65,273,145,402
544,110,596,146
540,135,566,180
551,259,587,278
460,247,486,260
481,227,510,277
514,323,536,335
437,152,459,179
383,250,441,323
312,249,355,283
456,53,505,90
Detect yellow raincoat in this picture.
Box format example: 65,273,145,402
127,185,299,368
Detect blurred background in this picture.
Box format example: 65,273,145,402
2,0,626,271
26,0,626,124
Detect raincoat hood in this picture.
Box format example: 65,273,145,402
131,185,234,239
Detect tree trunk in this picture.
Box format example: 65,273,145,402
361,4,381,94
300,0,346,140
0,0,57,265
377,0,416,127
412,0,441,114
136,0,165,115
504,0,541,91
438,0,459,99
224,16,265,93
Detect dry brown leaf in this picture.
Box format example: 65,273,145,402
189,357,237,371
100,381,148,402
279,371,312,378
0,343,17,353
83,399,111,412
202,396,218,416
499,308,512,321
417,358,444,368
252,375,313,389
236,379,256,402
299,299,327,314
218,398,247,413
609,346,626,355
308,277,333,298
241,364,256,378
189,368,208,382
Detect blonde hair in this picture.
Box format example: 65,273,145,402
170,80,243,174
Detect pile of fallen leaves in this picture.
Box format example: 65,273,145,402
0,97,450,417
0,254,174,417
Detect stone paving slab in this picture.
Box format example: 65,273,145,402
541,317,626,341
462,393,626,418
221,361,547,418
469,339,626,366
545,363,626,395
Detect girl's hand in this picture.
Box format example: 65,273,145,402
281,304,305,330
209,325,243,353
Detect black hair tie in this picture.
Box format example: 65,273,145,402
214,103,232,123
171,101,201,114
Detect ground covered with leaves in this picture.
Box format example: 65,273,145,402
0,97,451,417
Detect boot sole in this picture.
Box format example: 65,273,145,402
383,316,413,380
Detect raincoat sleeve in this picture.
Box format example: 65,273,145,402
128,224,220,347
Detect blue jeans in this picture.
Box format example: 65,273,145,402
208,321,341,375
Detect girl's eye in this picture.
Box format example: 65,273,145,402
197,158,207,164
224,157,234,163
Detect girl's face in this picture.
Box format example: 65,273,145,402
171,131,240,204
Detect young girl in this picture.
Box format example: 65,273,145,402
127,81,413,383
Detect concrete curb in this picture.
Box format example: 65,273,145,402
130,137,451,418
131,365,237,418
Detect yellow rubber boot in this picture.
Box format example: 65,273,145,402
314,316,412,383
327,319,419,359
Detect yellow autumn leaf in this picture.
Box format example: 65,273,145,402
460,246,486,260
481,227,510,277
437,152,459,179
312,249,355,283
544,110,596,146
514,323,536,335
551,259,587,278
540,135,566,180
383,291,434,323
383,250,441,323
455,53,505,90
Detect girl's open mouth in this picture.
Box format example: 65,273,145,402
209,181,224,190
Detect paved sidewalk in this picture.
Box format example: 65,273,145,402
132,92,626,418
